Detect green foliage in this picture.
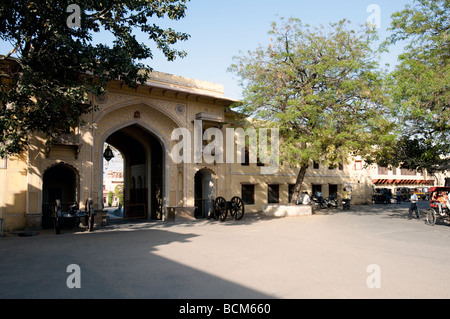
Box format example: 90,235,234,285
114,184,123,206
376,136,445,173
382,0,449,172
229,18,395,197
108,191,113,207
0,0,190,156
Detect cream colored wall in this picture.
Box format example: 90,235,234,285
225,157,373,213
0,153,28,231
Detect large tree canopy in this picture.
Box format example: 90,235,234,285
229,18,395,203
0,0,190,156
379,0,449,173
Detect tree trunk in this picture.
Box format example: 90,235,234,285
290,164,308,204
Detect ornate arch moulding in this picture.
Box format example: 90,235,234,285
93,94,186,129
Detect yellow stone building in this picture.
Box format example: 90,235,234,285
1,66,447,233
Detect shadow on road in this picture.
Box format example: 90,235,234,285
0,225,275,299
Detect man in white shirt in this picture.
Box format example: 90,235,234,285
297,192,311,205
301,192,311,205
408,193,420,220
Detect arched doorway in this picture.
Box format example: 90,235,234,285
194,169,215,218
104,124,164,220
42,163,79,229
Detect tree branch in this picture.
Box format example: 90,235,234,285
0,40,22,60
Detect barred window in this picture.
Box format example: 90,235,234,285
241,184,255,205
268,184,279,204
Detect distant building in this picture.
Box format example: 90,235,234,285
371,164,448,192
103,171,123,207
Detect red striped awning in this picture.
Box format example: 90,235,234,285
373,179,435,186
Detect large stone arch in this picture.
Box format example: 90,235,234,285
93,101,185,218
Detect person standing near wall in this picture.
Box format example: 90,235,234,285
343,188,351,210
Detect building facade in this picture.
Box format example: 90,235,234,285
103,170,123,207
0,68,448,232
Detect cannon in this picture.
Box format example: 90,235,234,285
54,198,96,234
213,196,245,222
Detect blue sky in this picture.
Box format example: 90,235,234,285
0,0,414,100
144,0,414,100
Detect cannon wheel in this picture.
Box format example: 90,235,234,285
214,197,228,222
85,199,94,232
54,200,61,234
230,196,244,220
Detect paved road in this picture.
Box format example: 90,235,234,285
1,201,449,299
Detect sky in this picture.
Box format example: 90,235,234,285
0,0,414,100
139,0,414,100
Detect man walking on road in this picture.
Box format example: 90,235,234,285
408,192,420,220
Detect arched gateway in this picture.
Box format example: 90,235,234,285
94,99,182,222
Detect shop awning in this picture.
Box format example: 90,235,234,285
373,179,434,185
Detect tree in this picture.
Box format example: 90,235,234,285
0,0,190,157
229,18,394,203
115,184,124,206
108,191,114,207
380,0,449,173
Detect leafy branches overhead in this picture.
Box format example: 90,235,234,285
382,0,449,173
230,18,394,202
0,0,190,156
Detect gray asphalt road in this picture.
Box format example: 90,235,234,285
1,201,449,299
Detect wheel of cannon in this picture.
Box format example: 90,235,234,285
214,197,228,222
230,196,244,220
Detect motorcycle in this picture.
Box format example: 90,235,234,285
312,195,339,209
323,196,338,209
311,196,327,209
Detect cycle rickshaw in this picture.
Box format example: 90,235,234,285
425,187,450,226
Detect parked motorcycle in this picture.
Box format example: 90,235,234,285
311,196,327,209
323,197,338,209
312,195,339,209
